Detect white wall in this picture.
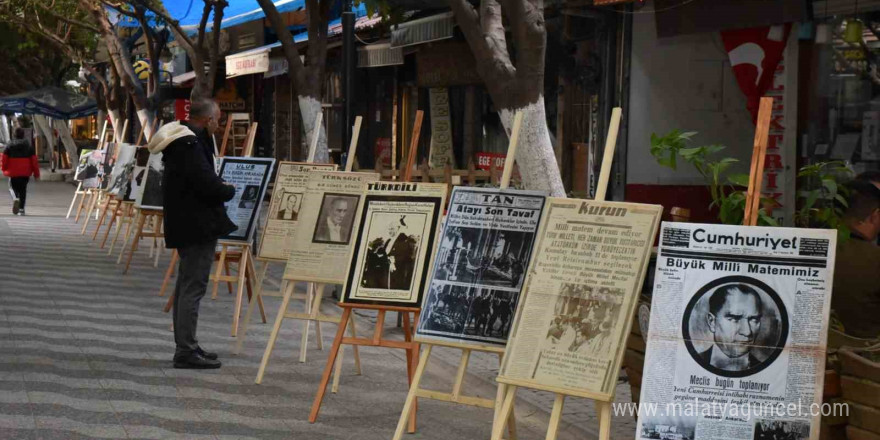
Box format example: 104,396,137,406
627,6,755,185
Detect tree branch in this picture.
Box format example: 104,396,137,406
447,0,514,80
256,0,306,86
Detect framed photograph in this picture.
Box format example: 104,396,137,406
311,193,360,245
217,157,275,242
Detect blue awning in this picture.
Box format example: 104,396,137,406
0,87,97,120
112,0,307,30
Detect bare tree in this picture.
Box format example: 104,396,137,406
447,0,564,196
256,0,332,163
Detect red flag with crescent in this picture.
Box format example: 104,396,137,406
721,24,791,122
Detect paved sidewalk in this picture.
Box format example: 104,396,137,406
0,179,638,439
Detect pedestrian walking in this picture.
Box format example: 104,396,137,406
2,128,40,216
145,99,236,369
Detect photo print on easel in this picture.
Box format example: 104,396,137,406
258,162,337,261
342,182,447,307
282,171,380,284
135,152,164,209
107,144,137,197
417,187,546,347
75,149,103,189
126,147,151,202
217,157,275,242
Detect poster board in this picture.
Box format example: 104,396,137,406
217,156,275,242
497,198,662,398
341,181,447,308
257,161,338,261
106,143,137,196
282,171,380,283
74,149,103,189
135,152,164,210
416,187,546,347
98,142,117,190
636,223,836,440
126,147,151,202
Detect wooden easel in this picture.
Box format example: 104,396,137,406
101,200,133,249
308,110,426,430
391,111,525,440
107,201,135,255
80,120,129,235
121,207,165,273
743,97,774,227
490,107,623,440
249,117,365,387
239,116,362,363
68,121,109,220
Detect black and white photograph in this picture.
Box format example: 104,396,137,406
136,153,164,209
433,227,533,289
639,416,696,440
420,285,518,344
99,143,117,190
273,191,302,221
74,149,102,188
544,283,624,355
238,184,260,209
125,148,151,202
107,144,136,196
359,212,425,290
682,276,788,377
753,420,809,440
312,193,359,245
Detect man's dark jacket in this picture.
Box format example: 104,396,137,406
148,121,236,249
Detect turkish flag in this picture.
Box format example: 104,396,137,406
721,24,791,123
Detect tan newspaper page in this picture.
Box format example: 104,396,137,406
258,162,337,261
282,171,379,283
498,198,662,397
636,223,837,440
341,182,448,307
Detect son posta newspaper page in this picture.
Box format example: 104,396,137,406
282,171,379,283
498,199,662,396
258,162,337,261
636,223,837,440
415,187,546,347
342,181,447,307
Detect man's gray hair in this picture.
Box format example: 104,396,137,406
190,98,219,119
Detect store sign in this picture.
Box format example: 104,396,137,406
477,152,506,171
226,49,270,78
175,99,191,121
428,88,455,168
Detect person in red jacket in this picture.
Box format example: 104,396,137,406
2,128,40,215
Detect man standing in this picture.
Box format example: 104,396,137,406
146,99,236,369
832,180,880,339
2,128,40,215
699,284,764,371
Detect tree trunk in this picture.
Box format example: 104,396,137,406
108,109,123,141
136,109,157,141
497,96,565,197
297,95,328,163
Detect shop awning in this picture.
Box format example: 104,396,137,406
390,12,454,48
226,46,272,78
111,0,306,31
0,87,96,120
358,43,404,68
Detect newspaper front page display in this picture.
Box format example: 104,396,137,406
282,171,380,283
498,199,662,397
218,157,275,241
342,182,448,307
416,187,546,347
257,162,337,261
636,223,837,440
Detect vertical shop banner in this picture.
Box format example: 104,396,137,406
416,187,547,347
258,162,338,261
428,88,455,168
217,157,275,241
722,24,796,225
637,223,836,440
498,199,662,395
175,99,191,121
343,182,448,307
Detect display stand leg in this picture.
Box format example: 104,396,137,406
109,204,131,256
80,191,98,235
393,344,432,440
123,210,147,274
491,386,518,440
331,313,361,394
597,401,611,440
244,254,266,323
223,260,234,295
545,395,565,440
91,197,113,240
74,189,89,223
159,250,179,297
66,182,82,219
255,282,296,384
211,244,228,300
309,307,352,423
235,258,271,354
152,219,163,268
116,208,137,263
100,201,121,248
230,247,250,337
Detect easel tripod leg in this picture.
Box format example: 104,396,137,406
236,260,270,355
230,249,249,337
211,244,228,300
392,344,433,440
545,395,565,440
597,401,612,440
492,386,518,440
299,283,315,363
256,282,295,384
309,307,351,423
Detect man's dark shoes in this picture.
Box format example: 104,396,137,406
173,352,221,369
196,346,218,360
